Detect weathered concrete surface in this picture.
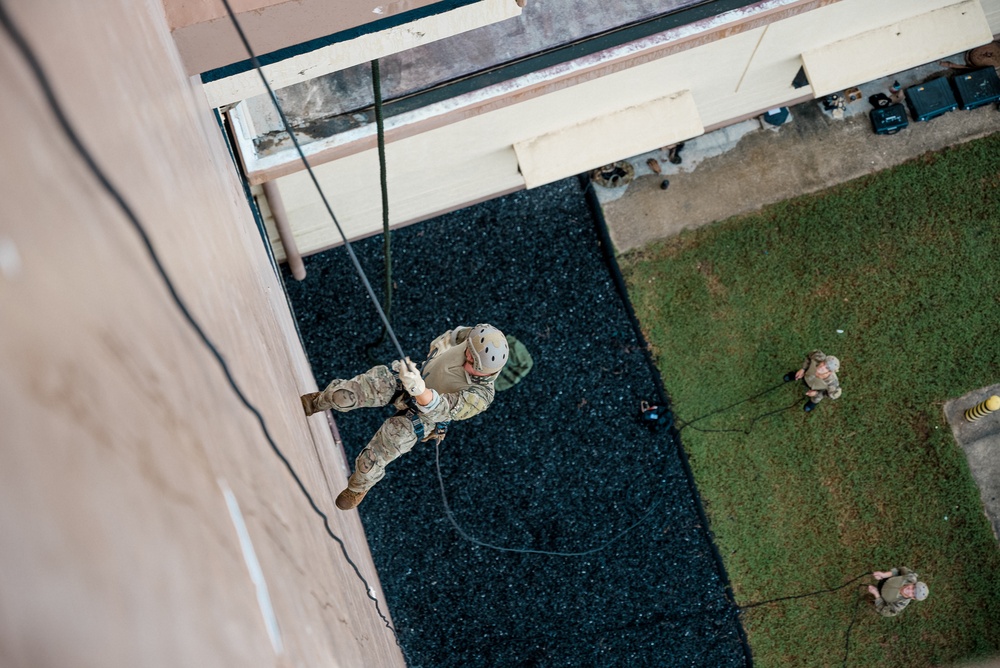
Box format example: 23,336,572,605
944,385,1000,542
266,0,705,136
600,62,1000,254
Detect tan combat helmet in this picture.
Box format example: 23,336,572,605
467,324,508,375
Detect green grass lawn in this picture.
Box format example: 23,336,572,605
619,132,1000,668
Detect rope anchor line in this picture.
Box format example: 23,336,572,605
672,380,799,436
736,572,871,667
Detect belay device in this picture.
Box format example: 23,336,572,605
640,400,674,433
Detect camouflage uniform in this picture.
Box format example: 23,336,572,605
800,350,841,403
312,327,496,494
874,567,919,617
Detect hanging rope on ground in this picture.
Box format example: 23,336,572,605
841,585,867,667
736,571,871,667
678,397,802,435
666,380,800,436
434,441,662,557
363,57,394,365
737,571,870,610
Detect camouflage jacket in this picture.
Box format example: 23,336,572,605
414,327,496,423
802,350,841,402
875,567,918,617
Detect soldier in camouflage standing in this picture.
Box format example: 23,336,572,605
300,324,509,510
867,567,929,617
784,349,842,412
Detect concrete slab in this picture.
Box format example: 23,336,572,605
944,384,1000,542
599,58,1000,254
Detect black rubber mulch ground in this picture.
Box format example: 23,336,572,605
283,178,746,668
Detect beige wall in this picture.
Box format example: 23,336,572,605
0,1,404,667
255,0,996,259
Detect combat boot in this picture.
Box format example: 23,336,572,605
301,392,321,416
336,488,368,510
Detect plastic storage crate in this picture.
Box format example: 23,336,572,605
870,103,909,134
951,66,1000,110
905,77,958,121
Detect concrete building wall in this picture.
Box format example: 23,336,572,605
0,1,404,667
255,0,997,259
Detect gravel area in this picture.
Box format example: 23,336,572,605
283,178,746,667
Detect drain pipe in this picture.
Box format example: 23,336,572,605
262,180,306,280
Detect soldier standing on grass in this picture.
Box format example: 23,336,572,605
784,350,842,412
300,324,509,510
867,567,929,617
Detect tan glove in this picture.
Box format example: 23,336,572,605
392,357,426,396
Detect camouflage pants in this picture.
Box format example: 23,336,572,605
313,365,420,493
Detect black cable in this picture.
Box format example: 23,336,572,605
841,585,866,667
217,0,407,364
0,0,402,648
675,381,787,430
678,397,802,435
738,571,870,610
738,572,871,667
434,440,661,557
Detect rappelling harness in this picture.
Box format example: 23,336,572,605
390,365,451,446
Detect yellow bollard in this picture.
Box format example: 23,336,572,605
965,395,1000,422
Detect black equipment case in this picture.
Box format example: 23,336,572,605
870,103,909,134
951,67,1000,110
905,77,958,121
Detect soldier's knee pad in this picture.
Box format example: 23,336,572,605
329,388,360,410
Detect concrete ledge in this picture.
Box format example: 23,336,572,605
514,91,703,189
944,383,1000,542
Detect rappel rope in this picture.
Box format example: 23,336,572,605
217,0,410,648
737,571,871,667
434,441,662,557
222,0,406,640
674,380,799,436
224,0,665,572
219,0,407,364
363,57,395,365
